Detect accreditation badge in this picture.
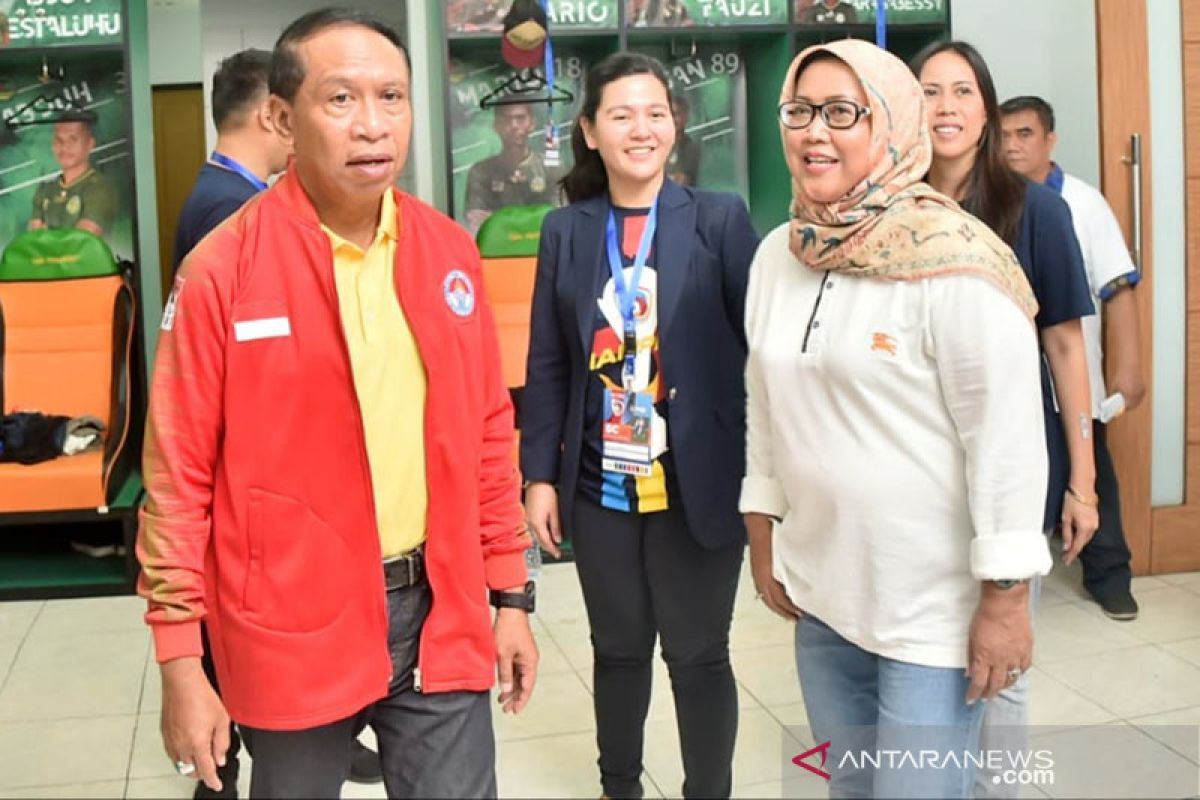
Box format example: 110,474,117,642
531,175,545,193
601,387,653,477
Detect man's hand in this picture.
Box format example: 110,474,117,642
465,209,492,237
966,583,1033,704
1108,367,1146,413
524,482,562,559
1104,288,1145,410
1060,489,1099,565
745,513,801,622
75,218,105,237
159,657,231,792
494,606,538,714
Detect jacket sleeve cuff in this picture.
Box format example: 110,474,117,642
151,620,204,664
484,547,528,591
970,531,1053,581
738,476,789,520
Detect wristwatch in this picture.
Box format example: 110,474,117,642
989,578,1028,590
490,581,536,613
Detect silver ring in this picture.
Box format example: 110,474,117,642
1006,667,1022,684
175,760,196,776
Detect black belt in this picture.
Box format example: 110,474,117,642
382,547,426,591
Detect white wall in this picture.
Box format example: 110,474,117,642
148,0,204,86
951,0,1101,187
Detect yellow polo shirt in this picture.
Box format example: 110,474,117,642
324,191,428,558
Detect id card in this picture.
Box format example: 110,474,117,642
601,388,653,477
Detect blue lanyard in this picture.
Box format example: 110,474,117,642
540,0,559,150
210,151,268,192
605,203,657,388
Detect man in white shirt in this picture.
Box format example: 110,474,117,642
1001,95,1145,621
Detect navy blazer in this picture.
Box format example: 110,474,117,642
519,179,760,550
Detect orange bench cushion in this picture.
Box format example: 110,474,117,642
1,276,119,419
481,257,536,389
0,275,121,512
0,450,105,512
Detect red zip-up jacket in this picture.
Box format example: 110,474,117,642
137,171,527,731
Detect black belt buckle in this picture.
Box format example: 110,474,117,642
383,547,425,591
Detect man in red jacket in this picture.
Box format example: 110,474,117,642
137,8,538,797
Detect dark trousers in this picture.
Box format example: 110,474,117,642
240,580,495,799
1080,421,1134,598
571,495,743,799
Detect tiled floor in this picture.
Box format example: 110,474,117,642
1,557,1197,799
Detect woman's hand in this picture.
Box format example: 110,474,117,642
966,582,1033,704
524,482,562,559
1060,489,1099,566
745,512,801,622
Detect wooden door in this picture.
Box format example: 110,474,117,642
1094,0,1154,574
151,85,206,303
1095,0,1200,573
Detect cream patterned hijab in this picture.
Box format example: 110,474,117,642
780,39,1037,319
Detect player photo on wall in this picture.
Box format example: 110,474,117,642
0,51,135,259
447,49,592,233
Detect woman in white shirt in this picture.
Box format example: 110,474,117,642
739,39,1052,798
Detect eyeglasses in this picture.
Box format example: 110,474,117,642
778,100,871,130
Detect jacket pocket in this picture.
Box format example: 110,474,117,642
242,488,354,633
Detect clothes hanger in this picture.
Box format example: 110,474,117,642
479,67,574,109
4,57,97,131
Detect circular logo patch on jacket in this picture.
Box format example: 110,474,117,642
443,269,475,317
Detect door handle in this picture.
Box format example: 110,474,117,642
1121,133,1144,272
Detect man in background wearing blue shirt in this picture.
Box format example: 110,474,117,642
173,49,290,271
171,48,381,797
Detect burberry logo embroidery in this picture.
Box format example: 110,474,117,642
871,332,898,356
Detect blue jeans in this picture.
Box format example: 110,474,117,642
795,615,986,799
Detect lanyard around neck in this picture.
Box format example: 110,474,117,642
210,151,268,192
604,202,658,388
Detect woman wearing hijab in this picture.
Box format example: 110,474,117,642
740,40,1052,798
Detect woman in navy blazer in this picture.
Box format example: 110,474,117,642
520,52,759,800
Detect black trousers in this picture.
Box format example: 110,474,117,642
239,580,495,799
571,495,743,799
1080,421,1134,598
